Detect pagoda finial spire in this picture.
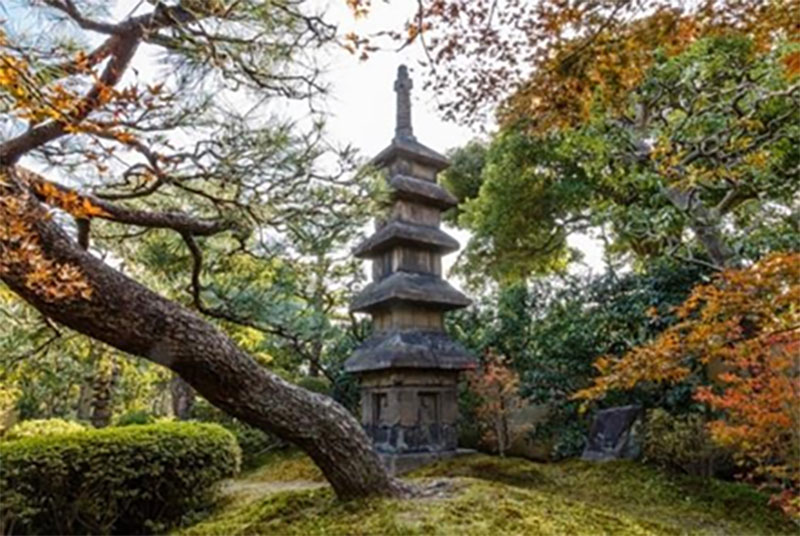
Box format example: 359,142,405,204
394,65,415,140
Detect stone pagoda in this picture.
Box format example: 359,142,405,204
345,65,475,473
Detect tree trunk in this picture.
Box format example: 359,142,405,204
0,168,402,499
497,396,509,457
494,416,505,457
629,116,736,270
91,354,119,428
76,379,93,421
170,375,195,420
308,261,325,378
663,186,736,269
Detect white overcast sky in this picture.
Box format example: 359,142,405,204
313,1,475,161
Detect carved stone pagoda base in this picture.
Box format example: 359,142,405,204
359,369,460,454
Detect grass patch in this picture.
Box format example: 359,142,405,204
413,455,793,535
180,453,796,536
240,449,324,484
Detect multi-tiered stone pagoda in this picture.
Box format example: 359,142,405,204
345,65,475,473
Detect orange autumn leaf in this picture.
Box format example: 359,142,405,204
1,170,93,302
467,351,524,456
782,51,800,78
33,181,110,219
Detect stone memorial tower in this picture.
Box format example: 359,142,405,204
345,65,475,473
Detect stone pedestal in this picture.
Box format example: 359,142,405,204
360,369,460,453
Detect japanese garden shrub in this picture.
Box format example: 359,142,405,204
190,399,283,468
0,421,240,535
457,382,483,450
2,418,86,441
225,420,284,469
642,409,733,478
296,376,332,396
114,408,157,426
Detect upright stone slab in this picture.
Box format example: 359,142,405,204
581,405,642,461
345,66,475,473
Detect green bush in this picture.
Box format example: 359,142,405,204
1,422,240,535
457,382,483,450
296,376,332,396
189,399,282,469
224,420,283,469
114,409,156,426
642,409,733,477
3,418,86,441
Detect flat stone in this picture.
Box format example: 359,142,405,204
345,330,476,372
353,220,459,258
351,271,471,313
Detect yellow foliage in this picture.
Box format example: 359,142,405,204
32,181,109,219
782,51,800,78
0,170,93,302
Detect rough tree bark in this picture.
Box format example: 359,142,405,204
0,168,403,499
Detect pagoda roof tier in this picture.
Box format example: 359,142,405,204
371,136,449,171
353,220,459,259
351,272,471,313
344,330,476,372
389,174,459,209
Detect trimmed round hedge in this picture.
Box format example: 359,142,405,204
0,421,241,535
3,418,87,441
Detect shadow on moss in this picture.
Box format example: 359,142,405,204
411,455,553,488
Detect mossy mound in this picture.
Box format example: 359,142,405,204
241,449,325,483
181,453,796,536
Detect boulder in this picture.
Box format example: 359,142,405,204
581,405,641,461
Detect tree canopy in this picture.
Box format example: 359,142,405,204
443,34,799,282
352,0,799,127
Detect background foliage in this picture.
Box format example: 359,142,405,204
450,259,708,458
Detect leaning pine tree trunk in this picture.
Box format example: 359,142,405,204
0,168,402,499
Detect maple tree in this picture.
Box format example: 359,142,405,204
348,0,800,126
467,351,524,456
576,252,800,517
0,1,403,499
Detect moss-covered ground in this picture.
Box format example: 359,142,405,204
180,452,796,535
